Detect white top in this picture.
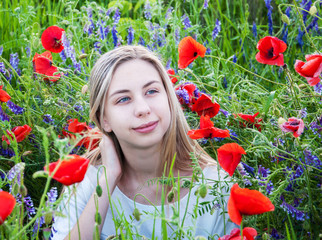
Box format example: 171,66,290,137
51,165,237,239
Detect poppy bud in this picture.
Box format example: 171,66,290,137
93,223,100,240
95,212,102,225
198,184,208,198
309,6,317,16
181,179,191,188
12,183,19,195
278,117,286,125
2,140,8,150
22,151,32,156
194,188,199,196
96,185,102,197
81,85,88,95
33,170,48,179
167,190,174,203
262,232,270,240
19,184,28,197
281,14,290,25
133,208,141,221
44,211,53,225
79,54,88,60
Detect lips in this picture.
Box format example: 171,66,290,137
133,121,159,133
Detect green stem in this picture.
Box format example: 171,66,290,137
73,186,81,240
205,55,286,86
284,66,301,110
240,219,243,239
209,140,226,234
293,0,320,53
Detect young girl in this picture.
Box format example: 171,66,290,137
51,45,236,239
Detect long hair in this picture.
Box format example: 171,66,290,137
87,45,215,175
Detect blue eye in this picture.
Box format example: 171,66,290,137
117,97,130,104
146,89,158,95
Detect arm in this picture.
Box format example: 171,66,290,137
63,134,122,239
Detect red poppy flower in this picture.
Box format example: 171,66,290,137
0,86,11,102
234,112,262,132
0,191,16,225
32,51,61,82
187,115,230,139
63,119,100,150
167,68,178,84
41,26,65,53
294,54,322,86
2,124,32,145
279,117,304,138
44,154,90,186
190,93,220,118
217,143,246,176
255,36,287,66
219,227,257,240
228,183,275,225
178,36,207,69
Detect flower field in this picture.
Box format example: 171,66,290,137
0,0,321,239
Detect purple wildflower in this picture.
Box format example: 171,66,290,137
258,165,270,178
7,100,24,114
25,47,31,57
138,36,145,46
203,0,209,9
241,162,255,176
223,77,227,89
144,2,152,20
113,8,121,24
0,62,5,74
252,22,257,39
232,55,237,63
219,108,230,118
7,162,25,187
175,28,180,44
181,14,192,30
112,25,118,47
0,46,3,55
280,200,308,221
47,187,58,204
212,19,221,40
73,103,83,112
24,195,36,219
0,105,10,121
43,114,54,124
236,163,252,186
299,108,307,118
227,128,238,142
175,89,190,105
264,0,273,35
127,26,134,45
94,42,101,54
165,7,173,19
87,7,92,18
59,50,67,63
314,82,322,94
166,59,171,70
10,53,19,71
301,0,312,24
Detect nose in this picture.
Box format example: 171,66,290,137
134,96,151,117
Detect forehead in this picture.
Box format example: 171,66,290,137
110,59,162,87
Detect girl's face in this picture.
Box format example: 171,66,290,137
103,59,171,150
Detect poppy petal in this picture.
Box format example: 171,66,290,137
200,115,214,129
228,189,243,225
230,183,275,216
243,227,258,240
217,143,246,176
0,86,11,102
0,191,16,225
178,36,206,69
41,26,65,53
191,94,220,118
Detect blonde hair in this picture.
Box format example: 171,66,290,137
87,45,215,174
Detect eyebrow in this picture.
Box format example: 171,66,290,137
109,80,161,98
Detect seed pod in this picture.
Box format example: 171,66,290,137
19,184,28,197
2,140,8,150
278,117,286,125
167,190,174,203
96,185,102,197
44,212,53,225
133,208,141,221
12,183,19,195
79,54,88,60
199,184,208,198
309,6,317,16
95,212,102,225
281,14,290,25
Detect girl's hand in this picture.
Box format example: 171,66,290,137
99,134,122,182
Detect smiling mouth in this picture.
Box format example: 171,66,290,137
133,121,158,133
